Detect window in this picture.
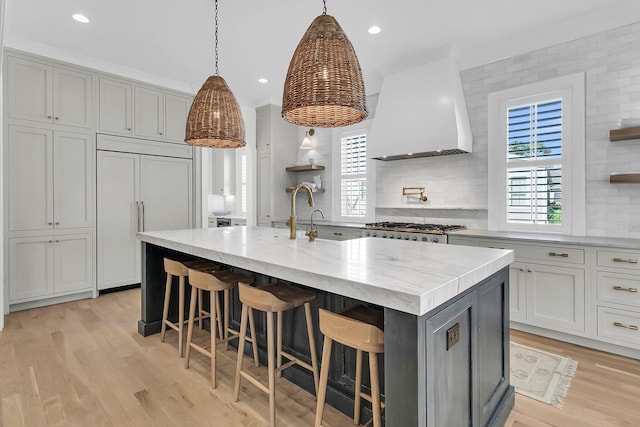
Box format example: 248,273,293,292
488,73,585,235
339,133,367,219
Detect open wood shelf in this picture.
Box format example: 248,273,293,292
285,187,325,193
610,127,640,141
610,173,640,183
285,164,325,172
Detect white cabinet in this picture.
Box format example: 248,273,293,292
594,249,640,349
255,104,298,226
134,86,164,139
165,94,191,143
6,55,92,128
6,125,93,232
9,234,93,303
257,147,272,226
97,148,192,290
476,239,586,334
99,77,133,135
212,149,236,195
100,80,191,142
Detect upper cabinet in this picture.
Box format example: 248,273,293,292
7,55,93,128
99,77,133,136
99,77,191,143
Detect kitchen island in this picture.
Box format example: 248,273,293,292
138,226,515,426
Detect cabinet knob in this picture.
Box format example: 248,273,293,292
527,268,532,273
48,222,53,225
519,268,524,272
159,132,163,135
48,240,53,243
55,240,60,243
127,128,131,131
47,116,52,119
55,222,60,225
54,117,59,120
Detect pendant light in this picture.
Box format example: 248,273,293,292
282,0,368,128
185,0,246,148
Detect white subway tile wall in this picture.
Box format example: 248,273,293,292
376,21,640,238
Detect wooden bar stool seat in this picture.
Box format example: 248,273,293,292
315,305,385,427
160,258,220,357
184,268,259,389
234,282,320,427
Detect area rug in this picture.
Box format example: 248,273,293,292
510,342,578,408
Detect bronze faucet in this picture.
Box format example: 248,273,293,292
306,209,325,242
289,184,314,239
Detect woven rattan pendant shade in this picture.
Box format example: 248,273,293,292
185,75,246,148
282,14,367,128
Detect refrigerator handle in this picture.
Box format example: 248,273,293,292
135,201,141,232
140,201,145,232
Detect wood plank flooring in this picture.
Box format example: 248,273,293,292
0,288,638,426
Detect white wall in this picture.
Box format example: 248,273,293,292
0,0,7,330
376,21,640,239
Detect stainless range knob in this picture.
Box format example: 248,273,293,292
412,236,418,241
372,232,377,237
365,232,371,237
381,233,387,238
431,237,440,243
396,234,402,239
404,235,410,240
421,236,428,242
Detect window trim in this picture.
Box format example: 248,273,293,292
488,73,585,235
332,126,375,223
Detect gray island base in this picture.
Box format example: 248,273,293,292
138,227,515,426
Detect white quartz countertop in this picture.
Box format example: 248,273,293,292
138,226,513,316
450,229,640,249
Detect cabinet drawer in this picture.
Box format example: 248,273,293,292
597,306,640,348
596,271,640,308
477,240,584,265
597,250,640,271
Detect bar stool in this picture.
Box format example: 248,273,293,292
315,305,385,427
234,281,320,427
160,258,220,357
184,268,259,388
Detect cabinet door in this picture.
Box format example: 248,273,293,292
508,261,528,321
7,125,54,231
527,263,585,333
140,155,192,232
99,78,132,135
6,56,53,123
9,237,54,302
165,93,191,143
257,148,271,226
212,149,235,195
134,86,164,139
55,234,93,293
53,67,92,128
53,132,94,228
425,293,474,427
97,151,140,290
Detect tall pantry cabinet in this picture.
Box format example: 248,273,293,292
4,52,95,310
3,49,195,311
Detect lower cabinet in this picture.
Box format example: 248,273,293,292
9,234,93,303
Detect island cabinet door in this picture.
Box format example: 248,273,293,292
425,293,474,427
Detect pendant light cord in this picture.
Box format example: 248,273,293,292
214,0,219,76
322,0,327,15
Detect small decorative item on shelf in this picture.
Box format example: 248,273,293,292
313,175,322,189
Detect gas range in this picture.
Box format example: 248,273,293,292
361,222,465,244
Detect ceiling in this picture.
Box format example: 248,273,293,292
4,0,640,108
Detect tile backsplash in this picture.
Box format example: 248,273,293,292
376,21,640,238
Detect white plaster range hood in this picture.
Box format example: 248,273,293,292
368,53,472,161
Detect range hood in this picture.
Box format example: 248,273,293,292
368,55,472,160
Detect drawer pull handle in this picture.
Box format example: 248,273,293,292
613,285,638,293
613,322,638,331
613,257,638,264
549,252,569,257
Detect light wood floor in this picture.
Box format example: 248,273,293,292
0,288,638,427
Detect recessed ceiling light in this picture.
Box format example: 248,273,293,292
72,14,90,24
258,78,268,84
368,25,381,35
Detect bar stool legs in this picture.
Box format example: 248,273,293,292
234,282,318,427
315,306,384,427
